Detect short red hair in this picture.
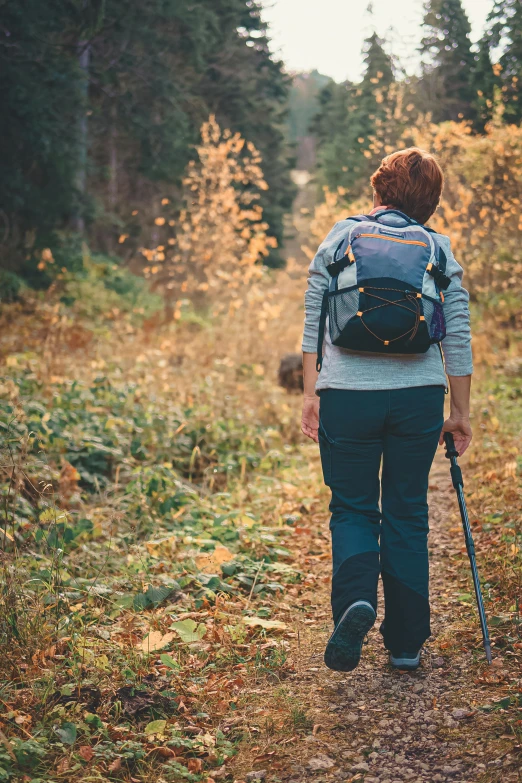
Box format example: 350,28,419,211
370,147,443,225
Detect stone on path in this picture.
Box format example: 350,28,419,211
308,754,335,771
351,761,370,772
451,707,472,720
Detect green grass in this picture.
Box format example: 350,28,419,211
0,361,308,781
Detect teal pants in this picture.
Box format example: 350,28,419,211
318,386,445,653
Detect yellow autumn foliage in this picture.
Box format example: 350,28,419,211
307,119,522,320
141,115,276,315
407,119,522,303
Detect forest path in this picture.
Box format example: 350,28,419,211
232,452,519,783
281,170,316,268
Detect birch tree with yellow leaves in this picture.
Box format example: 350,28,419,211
141,116,277,318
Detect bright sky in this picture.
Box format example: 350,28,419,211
261,0,493,82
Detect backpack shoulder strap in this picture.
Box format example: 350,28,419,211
325,217,367,277
437,245,448,274
427,236,451,290
345,214,374,223
316,290,329,372
369,209,419,225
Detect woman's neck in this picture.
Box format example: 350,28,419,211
369,205,392,215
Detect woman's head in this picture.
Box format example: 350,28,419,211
370,147,443,225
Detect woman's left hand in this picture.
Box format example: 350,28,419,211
301,395,319,442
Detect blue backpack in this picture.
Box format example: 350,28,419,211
316,210,450,371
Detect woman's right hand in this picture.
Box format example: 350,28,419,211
442,375,473,456
301,395,319,443
439,415,473,456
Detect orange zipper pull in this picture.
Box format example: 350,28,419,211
344,245,355,263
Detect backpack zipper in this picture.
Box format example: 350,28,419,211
355,233,428,247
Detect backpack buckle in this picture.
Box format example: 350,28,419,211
326,258,351,276
427,264,451,290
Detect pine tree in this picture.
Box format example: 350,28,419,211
473,36,497,131
420,0,477,122
0,0,84,283
362,32,395,89
488,0,522,123
315,33,398,196
200,0,295,265
313,80,356,190
0,0,294,278
356,32,395,140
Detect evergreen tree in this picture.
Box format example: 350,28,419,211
314,33,397,196
0,0,84,281
313,79,356,190
420,0,477,122
0,0,294,279
87,0,225,246
89,0,294,264
362,31,395,88
200,0,295,265
488,0,522,123
356,32,395,138
474,36,497,131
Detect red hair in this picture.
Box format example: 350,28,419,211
370,147,443,225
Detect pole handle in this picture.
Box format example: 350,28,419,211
444,432,464,487
444,431,459,459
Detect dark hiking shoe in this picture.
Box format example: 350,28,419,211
389,650,421,671
324,600,376,672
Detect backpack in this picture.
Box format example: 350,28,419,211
316,209,451,371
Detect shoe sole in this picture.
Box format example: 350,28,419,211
389,654,421,671
324,601,376,672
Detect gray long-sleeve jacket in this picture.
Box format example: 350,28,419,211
302,212,473,391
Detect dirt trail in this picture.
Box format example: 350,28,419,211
238,452,519,783
282,171,316,267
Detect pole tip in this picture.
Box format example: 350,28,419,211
485,644,493,665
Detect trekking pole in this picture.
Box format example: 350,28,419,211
444,432,492,664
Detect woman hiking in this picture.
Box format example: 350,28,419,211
301,148,473,672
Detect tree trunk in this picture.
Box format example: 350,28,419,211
73,38,90,234
109,104,118,210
